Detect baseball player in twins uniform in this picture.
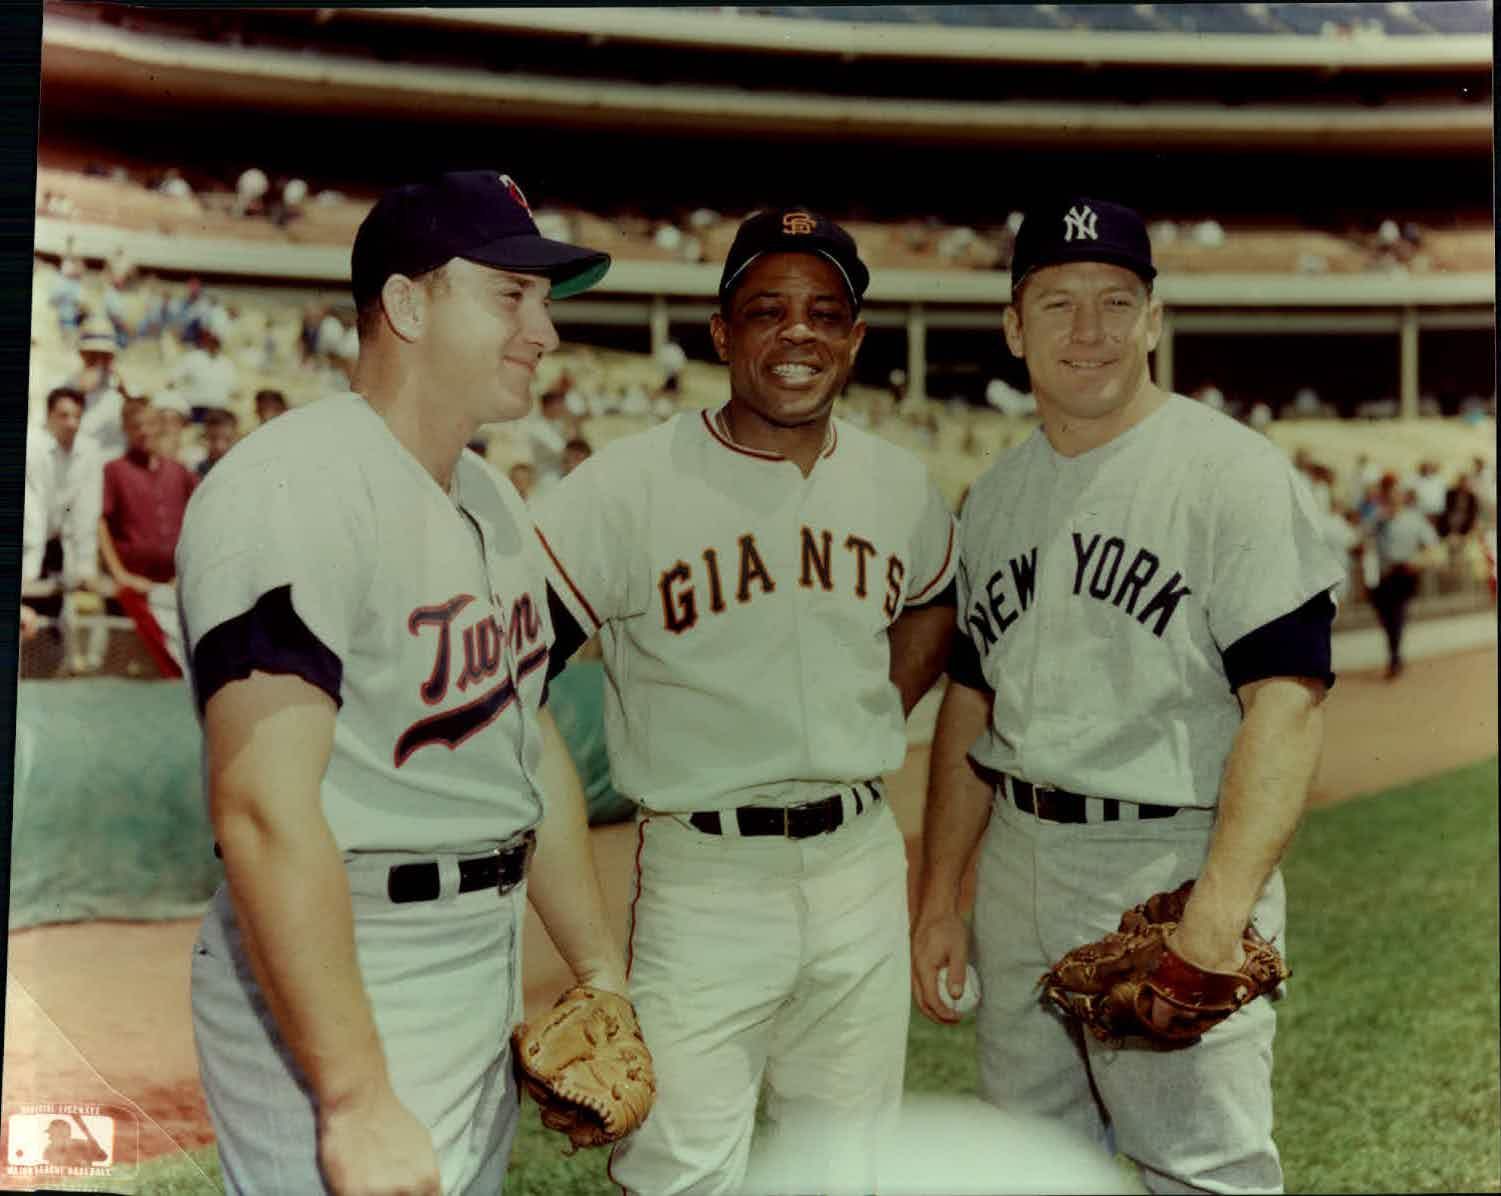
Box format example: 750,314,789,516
534,208,958,1195
177,171,629,1196
911,198,1345,1193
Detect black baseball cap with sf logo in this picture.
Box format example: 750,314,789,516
1010,197,1157,292
718,206,871,311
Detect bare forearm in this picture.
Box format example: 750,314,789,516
915,680,995,919
215,799,389,1110
889,603,957,717
1178,678,1326,963
526,711,627,993
97,518,129,583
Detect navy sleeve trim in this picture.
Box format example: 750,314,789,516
945,627,993,693
191,584,344,714
1222,591,1337,692
545,582,589,686
907,577,958,611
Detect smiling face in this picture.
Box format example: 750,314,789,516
412,257,561,426
709,252,866,434
1003,261,1163,440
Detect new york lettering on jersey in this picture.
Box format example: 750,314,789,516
962,531,1193,657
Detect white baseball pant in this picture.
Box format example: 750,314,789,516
192,859,528,1196
971,793,1287,1195
609,794,910,1196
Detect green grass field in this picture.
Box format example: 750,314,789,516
129,758,1499,1194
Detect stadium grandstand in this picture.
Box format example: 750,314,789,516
23,0,1495,678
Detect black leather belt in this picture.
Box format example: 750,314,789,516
387,831,536,904
688,783,881,840
1007,776,1177,824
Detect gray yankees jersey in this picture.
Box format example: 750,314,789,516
956,395,1343,808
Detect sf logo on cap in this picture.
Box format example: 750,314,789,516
782,211,816,235
1063,204,1099,242
498,174,533,216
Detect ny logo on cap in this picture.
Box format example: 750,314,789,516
1063,204,1099,242
498,174,532,216
782,211,816,235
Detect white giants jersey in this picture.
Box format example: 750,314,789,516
535,408,957,813
956,395,1343,809
176,393,551,853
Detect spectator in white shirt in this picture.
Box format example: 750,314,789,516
166,319,238,420
69,324,133,461
24,386,102,591
1407,460,1449,529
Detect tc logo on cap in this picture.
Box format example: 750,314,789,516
1063,204,1099,243
498,174,532,217
782,211,816,236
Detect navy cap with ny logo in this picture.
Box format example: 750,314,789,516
1009,198,1157,292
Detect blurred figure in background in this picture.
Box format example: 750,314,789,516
1367,476,1439,679
197,409,240,479
508,461,536,501
254,387,289,425
561,437,592,477
154,391,194,467
69,321,133,461
24,386,103,597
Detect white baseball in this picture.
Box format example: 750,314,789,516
936,963,982,1017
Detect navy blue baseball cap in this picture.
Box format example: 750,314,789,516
1010,197,1156,291
350,170,611,309
719,207,870,311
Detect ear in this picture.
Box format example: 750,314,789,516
1001,306,1025,360
709,311,730,364
381,275,425,343
845,317,868,366
1145,295,1165,354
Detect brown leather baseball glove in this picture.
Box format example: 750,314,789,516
511,985,655,1151
1040,881,1289,1047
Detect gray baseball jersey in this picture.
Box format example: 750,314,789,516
956,394,1344,809
176,390,551,851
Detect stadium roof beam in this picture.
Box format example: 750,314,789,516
40,17,1491,152
352,7,1495,73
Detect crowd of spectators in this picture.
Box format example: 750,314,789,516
22,250,1496,677
37,158,1495,282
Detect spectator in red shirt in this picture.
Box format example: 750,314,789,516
99,397,198,594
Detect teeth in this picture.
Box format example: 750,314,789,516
772,364,818,380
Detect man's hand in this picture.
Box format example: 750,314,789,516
911,911,970,1025
317,1085,441,1196
19,604,40,642
117,572,156,594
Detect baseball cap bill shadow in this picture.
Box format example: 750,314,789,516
1010,197,1157,293
719,207,871,311
350,171,611,309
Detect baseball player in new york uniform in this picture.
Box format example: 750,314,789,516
534,208,958,1195
177,170,630,1196
910,198,1345,1193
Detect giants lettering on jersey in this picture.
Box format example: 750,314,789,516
394,592,547,767
965,535,1192,653
659,526,907,634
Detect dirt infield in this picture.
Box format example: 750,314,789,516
3,647,1495,1178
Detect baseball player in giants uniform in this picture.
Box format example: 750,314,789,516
911,198,1345,1194
534,208,958,1195
177,171,628,1196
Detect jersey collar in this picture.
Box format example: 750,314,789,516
701,406,838,463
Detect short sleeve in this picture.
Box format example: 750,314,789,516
905,480,958,606
1208,449,1346,650
176,455,374,710
532,457,635,632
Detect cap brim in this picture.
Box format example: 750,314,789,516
463,236,611,299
